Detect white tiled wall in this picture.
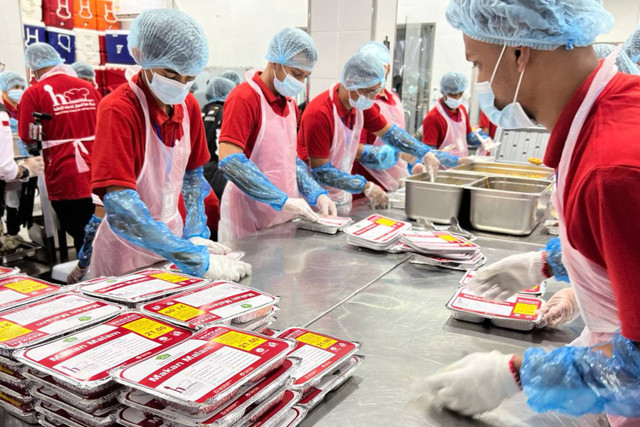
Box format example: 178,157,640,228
0,1,29,81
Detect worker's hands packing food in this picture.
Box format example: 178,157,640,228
282,198,319,223
189,237,231,256
295,157,336,216
205,254,252,281
536,287,580,328
364,182,390,209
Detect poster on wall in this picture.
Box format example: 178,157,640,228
113,0,170,19
23,23,46,48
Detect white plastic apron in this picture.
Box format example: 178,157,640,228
361,90,408,191
90,79,191,277
326,84,364,214
435,101,468,158
218,70,299,241
42,136,93,174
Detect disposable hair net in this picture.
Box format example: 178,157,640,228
296,158,327,206
265,28,317,72
446,0,614,50
182,167,211,239
128,8,209,76
71,62,95,80
77,214,102,269
593,43,639,75
341,52,386,91
544,237,569,282
358,41,391,65
440,71,468,95
622,24,640,63
0,72,26,92
311,163,367,194
220,70,242,85
206,77,235,102
24,43,62,70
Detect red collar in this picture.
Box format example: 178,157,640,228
132,72,184,126
251,71,290,106
332,85,354,120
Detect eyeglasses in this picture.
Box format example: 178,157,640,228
357,86,383,100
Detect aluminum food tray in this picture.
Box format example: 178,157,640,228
0,399,37,424
292,217,353,235
31,386,119,423
236,389,301,427
297,355,363,411
467,176,552,235
233,386,288,426
451,162,554,180
29,380,121,414
115,407,172,427
34,401,117,427
279,406,307,427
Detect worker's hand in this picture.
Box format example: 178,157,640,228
408,351,519,417
536,287,580,328
421,152,440,177
283,198,319,223
458,156,474,166
364,182,390,209
316,194,337,217
67,263,89,284
467,251,546,301
20,156,44,176
204,254,252,282
411,163,425,175
189,237,231,256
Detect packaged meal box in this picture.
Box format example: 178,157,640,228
293,216,353,235
278,406,307,427
34,400,117,427
237,389,301,427
401,230,478,255
0,275,63,313
344,215,411,250
0,390,37,424
296,355,363,410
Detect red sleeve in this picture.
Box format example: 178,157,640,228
359,127,376,145
298,110,333,159
479,112,490,129
422,110,444,148
218,85,259,151
570,166,640,341
17,87,37,142
362,103,388,133
91,98,141,196
185,95,211,170
462,106,472,134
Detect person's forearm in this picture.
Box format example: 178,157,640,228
182,166,211,239
295,158,327,206
380,124,430,159
311,162,367,194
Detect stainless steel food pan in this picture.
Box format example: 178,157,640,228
451,162,554,180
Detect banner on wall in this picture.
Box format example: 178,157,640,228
23,23,47,48
45,27,76,64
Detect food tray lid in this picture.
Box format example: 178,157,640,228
446,288,543,322
343,215,411,243
0,275,63,312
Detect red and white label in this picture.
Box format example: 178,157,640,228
315,216,352,227
402,230,477,252
0,276,60,311
449,288,543,321
459,270,542,294
344,215,411,243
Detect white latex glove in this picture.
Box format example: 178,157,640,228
411,163,425,175
20,156,44,176
458,156,474,166
536,287,580,328
283,198,319,223
315,194,337,217
204,254,252,282
421,152,440,176
189,237,231,255
408,351,519,417
364,182,389,209
467,251,546,301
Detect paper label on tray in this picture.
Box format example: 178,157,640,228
159,303,205,322
122,318,174,340
0,278,59,308
4,279,49,294
316,216,351,227
214,330,266,351
402,230,477,250
0,321,31,342
345,215,410,243
296,332,337,350
450,289,542,321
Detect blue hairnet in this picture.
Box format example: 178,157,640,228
358,41,391,65
594,44,640,75
220,70,242,85
128,8,209,76
0,72,26,92
341,52,386,91
440,71,468,95
446,0,614,50
206,77,235,102
622,24,640,63
24,43,62,70
71,62,95,80
265,28,317,72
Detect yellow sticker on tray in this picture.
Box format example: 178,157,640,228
296,332,337,350
0,321,31,342
513,302,538,316
149,272,188,283
438,234,459,242
0,390,21,406
375,217,397,227
4,279,49,294
214,331,266,352
159,303,205,322
122,318,174,340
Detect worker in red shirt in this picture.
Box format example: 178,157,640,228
90,9,250,281
422,71,483,157
18,43,101,253
353,41,410,192
413,0,640,423
0,72,25,124
298,52,461,214
218,28,337,240
478,111,497,139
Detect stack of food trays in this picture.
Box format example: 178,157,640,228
401,230,486,270
0,291,123,423
111,325,296,427
0,266,20,280
344,215,411,251
293,215,353,235
139,281,280,333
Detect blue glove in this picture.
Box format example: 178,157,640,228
17,139,29,157
360,144,399,170
77,214,102,269
467,131,482,147
9,118,17,134
381,124,430,159
182,167,211,239
522,332,640,417
104,189,209,277
311,162,366,194
296,158,327,206
544,237,569,282
219,153,288,210
434,150,460,168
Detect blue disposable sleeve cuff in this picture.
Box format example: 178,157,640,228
467,131,482,147
295,157,327,206
360,144,399,170
77,214,102,268
381,124,430,159
544,237,569,282
434,150,460,168
311,162,366,194
182,166,211,239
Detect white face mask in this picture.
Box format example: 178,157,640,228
444,96,462,110
475,45,536,130
147,70,193,105
273,64,305,97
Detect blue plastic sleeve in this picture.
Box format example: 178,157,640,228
381,124,430,159
521,332,640,417
434,150,460,168
77,214,102,268
17,140,29,157
9,118,17,134
182,167,211,239
544,237,569,282
295,158,327,206
467,131,482,147
219,153,288,210
360,144,399,170
311,162,367,194
104,189,209,277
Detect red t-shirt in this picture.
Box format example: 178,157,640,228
422,98,472,148
544,62,640,341
18,74,102,200
3,100,18,120
219,71,298,158
92,72,210,196
297,85,388,161
478,112,498,139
